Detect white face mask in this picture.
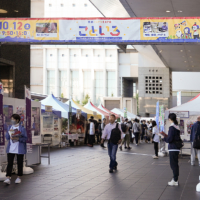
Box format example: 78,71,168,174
11,120,17,125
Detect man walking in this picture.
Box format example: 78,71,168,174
101,114,123,173
190,116,200,166
100,118,106,148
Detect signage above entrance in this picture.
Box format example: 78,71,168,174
0,18,200,44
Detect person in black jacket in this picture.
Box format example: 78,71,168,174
163,113,181,186
190,116,200,166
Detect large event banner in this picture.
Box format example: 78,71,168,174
0,18,200,43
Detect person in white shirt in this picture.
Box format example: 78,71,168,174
152,121,160,159
88,119,95,147
101,114,123,173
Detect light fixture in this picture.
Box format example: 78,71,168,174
159,50,162,53
188,50,191,52
190,56,192,58
166,10,171,13
0,9,7,13
182,56,185,57
14,10,19,12
178,10,182,13
192,66,194,67
184,61,187,62
187,69,190,71
180,50,183,52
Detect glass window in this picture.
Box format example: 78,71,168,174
59,71,67,97
83,71,91,98
95,71,103,105
71,71,79,100
107,71,116,97
47,70,55,95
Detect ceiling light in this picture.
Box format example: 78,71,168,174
166,10,171,13
178,10,182,13
0,9,7,13
190,56,192,58
182,56,185,57
14,10,19,12
187,69,190,71
188,50,191,52
180,50,183,52
159,50,162,53
192,66,194,67
184,61,187,62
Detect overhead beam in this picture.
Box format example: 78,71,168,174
117,44,127,53
119,0,137,17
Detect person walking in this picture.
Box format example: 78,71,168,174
119,119,131,150
100,118,106,148
88,119,95,147
190,116,200,166
141,120,147,143
4,114,27,185
133,119,140,146
162,113,181,186
101,114,123,173
152,121,160,159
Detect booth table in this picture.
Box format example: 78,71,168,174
32,143,51,165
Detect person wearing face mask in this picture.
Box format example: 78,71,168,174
4,114,27,185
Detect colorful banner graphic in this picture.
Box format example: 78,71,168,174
25,86,32,144
159,105,164,132
0,82,5,155
1,18,200,43
156,101,159,130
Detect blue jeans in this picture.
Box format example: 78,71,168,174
107,142,118,169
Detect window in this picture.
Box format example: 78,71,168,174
107,71,116,97
59,71,67,97
72,4,75,7
62,54,64,57
49,4,52,7
47,71,55,95
95,71,103,105
133,83,136,97
50,54,53,57
83,71,91,98
71,71,79,100
61,4,64,7
145,76,163,95
84,4,87,7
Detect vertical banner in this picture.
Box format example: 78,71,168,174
0,82,5,155
156,101,159,130
124,107,127,118
159,105,164,132
25,86,32,151
177,91,181,106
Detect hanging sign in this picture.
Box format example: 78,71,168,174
177,91,181,106
169,111,189,118
76,109,81,119
45,105,52,112
93,111,97,116
0,82,5,155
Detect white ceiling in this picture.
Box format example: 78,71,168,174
90,0,200,72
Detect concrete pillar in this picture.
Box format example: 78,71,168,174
43,48,47,94
55,48,59,97
116,49,119,97
79,49,83,102
66,49,70,99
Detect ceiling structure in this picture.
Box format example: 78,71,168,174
90,0,200,72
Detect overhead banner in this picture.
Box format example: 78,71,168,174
1,18,200,43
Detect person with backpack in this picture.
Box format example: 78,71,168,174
101,114,123,173
133,118,140,146
119,119,131,150
141,120,147,143
190,116,200,166
161,113,182,186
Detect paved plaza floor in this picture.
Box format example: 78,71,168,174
0,142,200,200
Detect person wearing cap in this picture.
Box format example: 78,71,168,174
162,22,168,32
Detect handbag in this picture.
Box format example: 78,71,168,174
175,138,184,149
193,124,200,149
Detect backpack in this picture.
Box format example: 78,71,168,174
121,123,127,133
109,123,121,144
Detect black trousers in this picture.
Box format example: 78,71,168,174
89,135,94,146
84,133,89,144
169,151,179,182
134,132,139,144
154,142,158,156
6,153,24,177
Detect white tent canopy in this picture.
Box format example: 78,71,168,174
166,94,200,117
111,108,137,120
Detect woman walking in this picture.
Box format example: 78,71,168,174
4,114,27,185
162,113,181,186
152,121,160,159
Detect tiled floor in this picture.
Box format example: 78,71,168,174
0,142,200,200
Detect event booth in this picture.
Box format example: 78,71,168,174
164,94,200,154
0,96,41,169
111,108,137,120
98,104,119,119
84,100,109,121
66,99,102,120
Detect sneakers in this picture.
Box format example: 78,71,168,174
136,144,138,146
168,179,178,186
125,146,127,149
4,178,11,185
127,147,132,150
119,146,122,151
191,163,195,166
15,178,21,184
109,169,114,173
152,155,158,159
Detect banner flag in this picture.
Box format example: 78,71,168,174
0,18,200,44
